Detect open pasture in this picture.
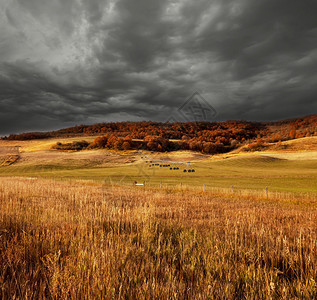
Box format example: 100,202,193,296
0,136,316,194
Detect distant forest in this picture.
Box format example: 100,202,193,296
2,114,316,154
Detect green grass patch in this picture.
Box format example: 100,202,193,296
0,155,316,194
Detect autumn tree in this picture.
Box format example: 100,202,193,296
91,136,107,148
289,128,296,139
122,141,131,150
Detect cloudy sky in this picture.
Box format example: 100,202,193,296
0,0,317,135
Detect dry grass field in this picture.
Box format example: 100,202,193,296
0,136,97,153
0,136,316,298
1,177,317,299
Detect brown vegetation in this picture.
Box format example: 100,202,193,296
3,114,316,155
51,141,90,151
1,178,317,299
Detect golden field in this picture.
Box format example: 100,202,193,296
1,177,317,299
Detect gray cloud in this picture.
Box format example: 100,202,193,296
0,0,316,135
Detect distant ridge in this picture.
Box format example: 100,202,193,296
1,114,316,144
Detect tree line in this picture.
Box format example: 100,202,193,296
2,115,316,154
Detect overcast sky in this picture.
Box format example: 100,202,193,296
1,0,317,135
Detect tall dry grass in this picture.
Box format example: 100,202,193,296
0,177,317,299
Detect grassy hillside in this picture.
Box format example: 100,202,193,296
0,136,316,194
0,136,97,152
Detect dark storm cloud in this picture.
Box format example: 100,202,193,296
0,0,316,135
